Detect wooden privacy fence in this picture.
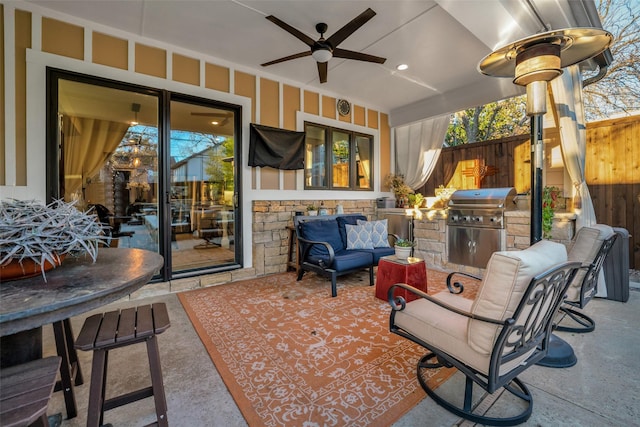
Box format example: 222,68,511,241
418,114,639,269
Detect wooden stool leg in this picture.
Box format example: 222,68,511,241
86,349,108,427
63,318,84,386
53,320,78,419
146,336,168,427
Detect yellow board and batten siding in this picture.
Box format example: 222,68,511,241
1,6,392,190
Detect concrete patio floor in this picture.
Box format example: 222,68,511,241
44,272,640,427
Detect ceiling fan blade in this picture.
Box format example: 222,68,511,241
261,51,311,67
266,15,315,47
333,48,386,64
317,62,328,84
326,8,376,48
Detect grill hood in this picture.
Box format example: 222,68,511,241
448,187,517,209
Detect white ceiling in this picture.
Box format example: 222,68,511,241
27,0,604,127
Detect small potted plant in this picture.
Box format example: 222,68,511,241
394,238,414,260
408,192,425,209
306,204,318,216
0,199,107,281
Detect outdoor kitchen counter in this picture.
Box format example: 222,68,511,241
505,210,577,249
504,210,577,219
377,207,576,272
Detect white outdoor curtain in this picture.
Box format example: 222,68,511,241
63,116,129,196
550,65,597,229
551,66,607,296
394,114,450,189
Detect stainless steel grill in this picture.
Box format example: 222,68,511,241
447,188,517,268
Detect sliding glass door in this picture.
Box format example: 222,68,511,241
168,99,238,273
48,69,241,280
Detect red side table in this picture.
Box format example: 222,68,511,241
376,256,428,302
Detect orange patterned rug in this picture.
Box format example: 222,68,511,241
178,269,478,427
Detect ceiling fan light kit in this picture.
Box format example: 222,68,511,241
311,48,332,63
261,8,386,83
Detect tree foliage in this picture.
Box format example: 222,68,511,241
205,137,235,190
444,0,639,145
444,96,529,146
583,0,640,120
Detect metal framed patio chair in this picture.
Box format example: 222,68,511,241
389,240,580,426
556,224,617,333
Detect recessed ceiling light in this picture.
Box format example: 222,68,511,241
396,64,409,71
211,121,219,125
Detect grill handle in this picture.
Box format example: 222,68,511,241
448,203,506,209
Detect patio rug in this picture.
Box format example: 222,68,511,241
178,269,479,427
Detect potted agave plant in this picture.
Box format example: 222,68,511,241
0,199,107,281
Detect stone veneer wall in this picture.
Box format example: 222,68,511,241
505,211,576,250
410,210,448,269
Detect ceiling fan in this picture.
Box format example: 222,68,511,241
261,8,386,83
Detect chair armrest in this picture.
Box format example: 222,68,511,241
388,283,504,325
296,235,336,267
388,233,400,246
446,271,482,294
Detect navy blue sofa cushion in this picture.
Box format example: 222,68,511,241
358,247,396,264
300,219,344,257
308,249,374,271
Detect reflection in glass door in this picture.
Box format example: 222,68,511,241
56,77,160,254
169,100,237,273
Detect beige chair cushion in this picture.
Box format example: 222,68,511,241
394,291,535,376
565,224,614,301
468,240,567,354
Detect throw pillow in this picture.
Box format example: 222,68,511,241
358,219,390,248
336,215,367,247
345,223,374,249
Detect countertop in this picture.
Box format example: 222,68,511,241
504,210,577,220
379,207,576,220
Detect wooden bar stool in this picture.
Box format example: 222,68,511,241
75,303,170,427
0,356,61,427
